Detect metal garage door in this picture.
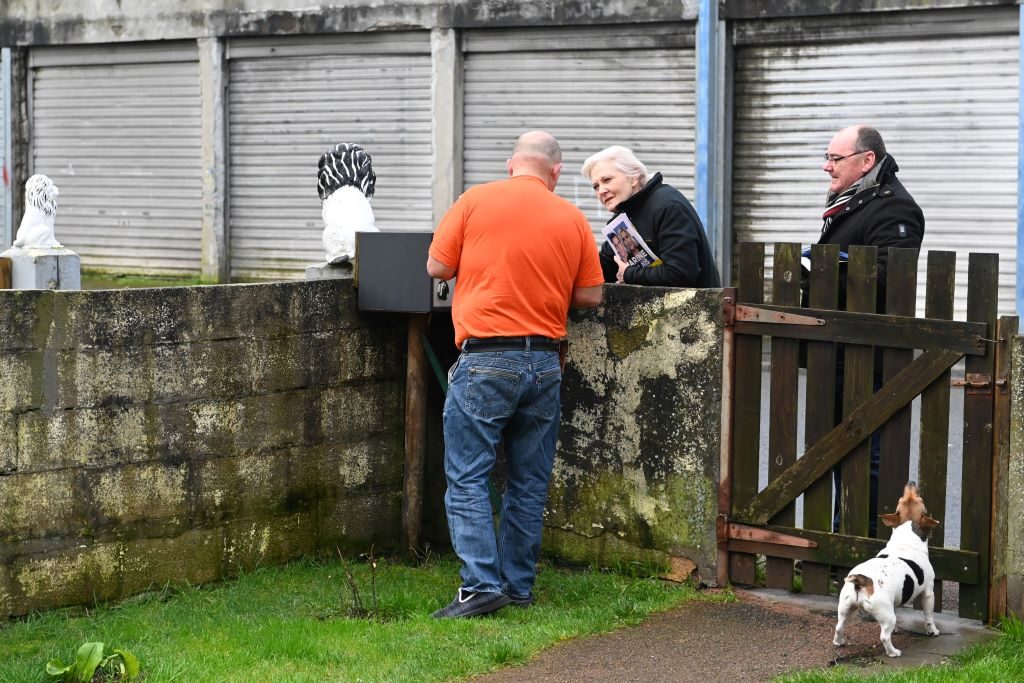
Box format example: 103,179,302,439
732,7,1019,317
30,43,202,274
227,33,433,280
463,24,697,241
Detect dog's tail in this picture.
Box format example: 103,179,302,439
845,574,875,598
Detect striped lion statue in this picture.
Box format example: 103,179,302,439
317,143,379,264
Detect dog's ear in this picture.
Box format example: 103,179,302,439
920,515,940,529
879,513,901,528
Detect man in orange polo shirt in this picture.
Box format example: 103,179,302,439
427,131,604,619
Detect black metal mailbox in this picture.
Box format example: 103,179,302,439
355,231,454,313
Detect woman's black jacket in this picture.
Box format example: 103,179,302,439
599,173,721,287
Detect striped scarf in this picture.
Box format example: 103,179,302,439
821,181,861,233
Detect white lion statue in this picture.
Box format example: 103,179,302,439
317,143,378,264
13,174,63,249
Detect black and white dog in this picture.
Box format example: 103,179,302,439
833,482,940,657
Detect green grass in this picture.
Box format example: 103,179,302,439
775,615,1024,682
81,271,208,290
0,555,709,682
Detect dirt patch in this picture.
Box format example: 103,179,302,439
474,589,926,682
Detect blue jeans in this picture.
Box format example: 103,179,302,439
442,349,562,598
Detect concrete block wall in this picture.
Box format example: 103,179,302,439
0,278,406,617
546,286,723,583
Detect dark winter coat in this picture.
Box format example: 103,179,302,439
599,173,721,288
816,155,924,309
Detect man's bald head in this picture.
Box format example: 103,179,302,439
508,131,563,190
513,131,562,164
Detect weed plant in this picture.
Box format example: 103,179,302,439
0,556,702,682
775,614,1024,682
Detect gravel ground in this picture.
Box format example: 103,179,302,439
474,586,992,683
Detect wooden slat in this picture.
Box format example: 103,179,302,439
403,314,428,556
919,250,956,611
733,349,963,526
765,242,800,590
733,307,985,355
877,248,919,539
990,315,1017,621
728,526,979,584
0,257,10,289
729,242,764,586
960,252,998,622
802,243,839,595
840,245,877,537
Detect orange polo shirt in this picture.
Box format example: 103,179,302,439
429,175,604,349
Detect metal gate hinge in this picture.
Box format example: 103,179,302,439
735,305,825,326
719,520,818,548
951,373,1003,394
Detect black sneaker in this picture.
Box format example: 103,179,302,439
505,593,535,608
431,588,511,619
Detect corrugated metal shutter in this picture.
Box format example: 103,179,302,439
29,43,202,274
732,7,1019,318
463,24,696,241
227,33,433,280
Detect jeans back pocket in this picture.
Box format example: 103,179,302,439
465,365,522,419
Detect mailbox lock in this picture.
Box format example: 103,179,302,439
436,279,450,301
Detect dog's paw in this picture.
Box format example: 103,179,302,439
926,625,940,637
833,635,846,647
886,648,902,657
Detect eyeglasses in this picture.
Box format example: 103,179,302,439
824,150,868,165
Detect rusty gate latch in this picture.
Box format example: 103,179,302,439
734,305,825,326
951,372,1004,395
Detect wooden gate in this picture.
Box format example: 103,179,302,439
719,242,1016,623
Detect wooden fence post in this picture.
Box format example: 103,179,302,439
729,242,764,586
960,252,998,622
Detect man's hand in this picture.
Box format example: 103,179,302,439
613,255,627,284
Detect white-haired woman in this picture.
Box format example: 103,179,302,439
582,146,720,287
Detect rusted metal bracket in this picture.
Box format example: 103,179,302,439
722,295,735,326
717,517,818,548
735,305,825,326
951,372,1004,395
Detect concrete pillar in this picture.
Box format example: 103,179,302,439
1008,336,1024,617
2,48,12,247
198,37,228,283
9,48,29,234
1,247,80,290
430,28,463,226
696,0,732,282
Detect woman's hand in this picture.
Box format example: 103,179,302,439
613,255,627,284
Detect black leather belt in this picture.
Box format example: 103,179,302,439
462,336,560,352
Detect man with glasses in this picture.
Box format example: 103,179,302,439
816,124,924,537
819,124,924,308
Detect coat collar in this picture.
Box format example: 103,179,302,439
615,172,664,215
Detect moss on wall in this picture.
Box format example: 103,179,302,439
549,285,723,583
0,278,407,617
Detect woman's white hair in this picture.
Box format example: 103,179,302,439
580,145,649,185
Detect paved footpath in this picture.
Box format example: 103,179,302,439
475,589,997,682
